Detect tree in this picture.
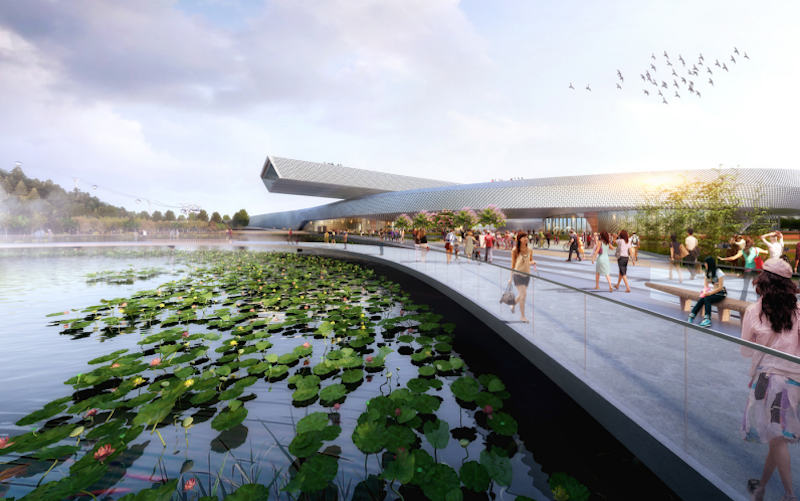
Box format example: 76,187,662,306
222,214,230,221
26,187,41,201
164,210,176,221
232,209,250,228
478,205,506,228
454,207,479,229
393,214,413,230
211,211,222,223
0,177,12,199
433,209,455,232
14,179,27,197
198,209,209,222
138,211,151,220
152,211,164,222
178,215,186,222
61,218,78,234
411,211,436,230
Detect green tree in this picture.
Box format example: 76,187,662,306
26,187,41,201
433,209,455,232
232,209,250,228
198,209,209,222
61,218,78,234
454,207,479,229
222,214,230,221
164,210,176,222
393,214,413,230
14,179,27,197
138,211,151,220
412,211,435,230
178,215,186,222
0,177,12,199
211,211,222,223
478,205,506,228
152,210,164,222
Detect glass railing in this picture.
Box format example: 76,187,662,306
290,238,800,500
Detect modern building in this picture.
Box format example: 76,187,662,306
251,156,800,233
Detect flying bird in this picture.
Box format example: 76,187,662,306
708,78,714,86
715,59,721,67
679,55,686,67
569,83,574,89
675,92,680,98
692,65,698,72
643,89,649,96
699,53,704,61
651,64,657,72
744,52,750,59
672,69,678,77
664,51,669,58
658,90,663,97
640,74,645,81
722,63,728,72
698,59,704,66
616,83,622,89
652,53,656,60
661,81,668,88
731,55,736,64
707,67,713,75
696,91,701,98
734,47,739,55
662,98,668,105
673,80,679,88
666,60,673,67
688,79,694,88
681,77,687,84
586,84,591,91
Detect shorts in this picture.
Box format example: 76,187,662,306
513,274,530,287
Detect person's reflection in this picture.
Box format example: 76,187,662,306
740,258,800,501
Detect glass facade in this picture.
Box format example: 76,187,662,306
544,215,587,233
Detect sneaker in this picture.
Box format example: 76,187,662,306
699,317,712,328
747,479,764,501
687,314,696,323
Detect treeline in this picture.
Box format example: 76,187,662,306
0,166,250,235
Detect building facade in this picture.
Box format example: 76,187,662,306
251,156,800,233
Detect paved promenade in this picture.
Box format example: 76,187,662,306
3,238,797,499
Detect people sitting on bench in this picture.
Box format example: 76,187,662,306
688,257,726,327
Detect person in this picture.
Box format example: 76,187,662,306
668,233,683,283
464,231,477,264
721,237,768,301
453,233,460,262
545,231,551,247
761,231,785,259
538,230,545,247
687,257,727,327
47,228,53,242
445,229,455,264
343,230,348,248
324,230,329,245
630,231,639,263
591,230,615,292
508,232,537,323
566,229,581,261
740,258,800,501
288,228,293,244
419,229,428,262
614,230,632,293
577,235,585,261
795,240,800,275
414,229,421,261
685,228,700,279
484,231,494,263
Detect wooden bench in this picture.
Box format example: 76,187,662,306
644,282,751,322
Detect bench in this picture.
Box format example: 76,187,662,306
644,282,751,322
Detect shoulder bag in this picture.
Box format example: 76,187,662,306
615,243,621,259
500,282,516,305
679,244,689,259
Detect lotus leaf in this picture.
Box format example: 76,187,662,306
86,419,125,440
416,336,434,345
410,351,432,362
234,376,258,388
211,406,248,431
434,342,453,353
434,360,453,372
1,424,77,456
132,398,176,427
419,463,460,501
418,366,436,377
30,445,81,460
397,335,414,343
265,354,279,363
480,449,513,486
340,369,363,384
116,479,179,501
474,392,503,411
174,367,194,379
255,340,273,351
319,384,347,402
268,365,289,379
410,394,441,414
88,350,129,365
192,376,219,392
281,454,338,494
16,404,67,427
289,431,325,458
224,483,270,501
277,352,299,364
385,425,417,453
312,361,337,376
459,461,491,492
449,357,465,371
450,376,480,402
407,378,432,394
548,472,590,501
352,420,387,453
216,365,232,376
422,419,449,449
487,411,518,436
396,406,417,424
389,389,413,404
292,386,319,401
297,412,329,434
247,362,272,375
381,447,415,484
349,336,374,348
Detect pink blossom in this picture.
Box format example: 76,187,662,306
302,342,311,348
84,409,98,418
111,363,120,368
184,478,197,492
394,408,401,416
483,404,493,415
63,311,69,315
366,356,374,363
0,437,14,449
150,358,162,367
94,444,116,463
333,403,340,410
182,331,189,338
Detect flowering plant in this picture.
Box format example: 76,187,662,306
454,207,479,229
478,205,507,228
393,214,413,230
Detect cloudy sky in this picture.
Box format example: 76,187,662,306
1,0,798,217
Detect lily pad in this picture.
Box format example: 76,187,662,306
548,472,590,501
459,461,491,492
451,376,480,402
487,412,518,436
282,454,338,494
422,419,449,449
225,483,270,501
420,463,460,501
319,384,347,402
340,369,363,384
211,406,248,431
297,413,329,434
480,449,512,487
352,420,387,454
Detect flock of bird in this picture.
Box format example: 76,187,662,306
570,47,749,104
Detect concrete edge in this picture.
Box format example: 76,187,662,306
284,244,743,501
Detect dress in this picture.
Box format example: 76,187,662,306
595,243,610,276
513,248,533,286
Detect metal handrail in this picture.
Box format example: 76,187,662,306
328,237,800,367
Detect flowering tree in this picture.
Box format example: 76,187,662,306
454,207,479,229
433,209,455,232
478,205,507,228
393,213,413,230
412,210,436,230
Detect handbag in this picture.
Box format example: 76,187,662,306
755,256,764,270
500,282,516,305
679,244,689,259
615,245,621,259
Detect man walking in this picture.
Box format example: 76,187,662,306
566,229,581,261
484,230,494,262
685,228,699,279
630,232,639,263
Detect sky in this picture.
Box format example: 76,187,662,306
0,0,798,217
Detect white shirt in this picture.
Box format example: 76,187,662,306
767,241,784,259
685,235,698,251
616,239,631,257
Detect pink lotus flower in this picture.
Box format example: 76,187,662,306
483,404,493,415
303,342,311,348
191,305,196,309
184,478,197,492
250,309,255,312
333,403,340,410
0,437,14,449
366,376,373,382
111,363,120,368
84,409,98,418
366,356,374,363
182,331,189,338
303,359,310,366
63,311,69,315
94,444,116,463
304,306,309,309
150,358,162,367
394,408,401,416
121,303,127,307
